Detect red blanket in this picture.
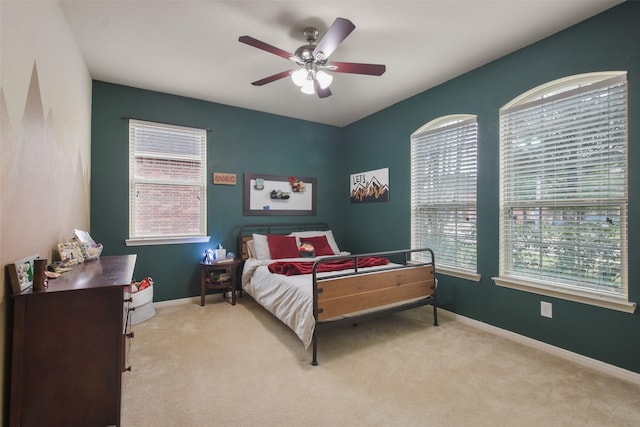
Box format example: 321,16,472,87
268,256,390,276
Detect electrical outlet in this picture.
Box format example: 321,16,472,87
541,301,553,318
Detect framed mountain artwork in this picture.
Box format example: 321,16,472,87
350,168,389,203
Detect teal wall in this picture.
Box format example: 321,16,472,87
91,82,344,302
92,2,640,373
342,2,640,374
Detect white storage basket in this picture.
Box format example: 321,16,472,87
126,283,155,325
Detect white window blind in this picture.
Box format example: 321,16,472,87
411,115,478,273
498,73,628,303
129,119,207,241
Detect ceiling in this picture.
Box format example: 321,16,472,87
59,0,621,127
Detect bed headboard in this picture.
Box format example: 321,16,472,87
238,223,330,260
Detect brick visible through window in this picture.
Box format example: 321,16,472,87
129,120,207,239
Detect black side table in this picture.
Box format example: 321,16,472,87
200,259,241,306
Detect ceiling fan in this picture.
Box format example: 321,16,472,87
239,17,386,98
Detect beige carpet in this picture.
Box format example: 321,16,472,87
121,295,640,426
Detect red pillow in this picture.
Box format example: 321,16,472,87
266,234,299,259
299,235,335,256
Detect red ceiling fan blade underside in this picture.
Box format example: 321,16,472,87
312,17,355,60
328,62,386,76
251,61,385,95
239,35,298,63
251,70,293,86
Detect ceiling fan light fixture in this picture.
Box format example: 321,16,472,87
316,70,333,89
301,79,315,95
291,68,308,87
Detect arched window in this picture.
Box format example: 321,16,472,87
411,115,479,280
495,72,633,312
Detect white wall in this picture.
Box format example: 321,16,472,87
0,0,92,419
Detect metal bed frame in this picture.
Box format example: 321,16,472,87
238,223,438,365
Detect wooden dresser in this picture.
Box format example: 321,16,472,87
9,254,136,427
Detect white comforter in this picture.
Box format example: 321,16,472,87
242,257,318,349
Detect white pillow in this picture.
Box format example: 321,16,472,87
252,234,271,260
289,230,340,255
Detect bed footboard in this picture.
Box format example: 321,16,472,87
311,248,437,365
316,265,435,320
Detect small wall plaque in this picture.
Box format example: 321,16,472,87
213,172,237,185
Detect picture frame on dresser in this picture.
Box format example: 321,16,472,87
58,241,84,265
7,254,40,294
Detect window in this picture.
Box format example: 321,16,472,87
495,72,633,312
126,119,209,246
411,115,479,280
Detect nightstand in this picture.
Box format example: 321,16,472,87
200,259,241,306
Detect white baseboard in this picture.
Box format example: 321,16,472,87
153,293,232,309
153,296,199,308
439,309,640,386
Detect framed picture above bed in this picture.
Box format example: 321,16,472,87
244,173,316,216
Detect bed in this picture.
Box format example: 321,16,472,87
238,223,438,365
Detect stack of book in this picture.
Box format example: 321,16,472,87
207,271,231,284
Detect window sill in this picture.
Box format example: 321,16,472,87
125,236,210,246
493,275,636,314
437,266,481,282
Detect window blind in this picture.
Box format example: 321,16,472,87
411,116,478,272
129,119,207,239
498,73,628,299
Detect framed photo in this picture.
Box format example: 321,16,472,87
74,229,97,246
7,254,40,293
58,241,84,266
72,229,103,261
